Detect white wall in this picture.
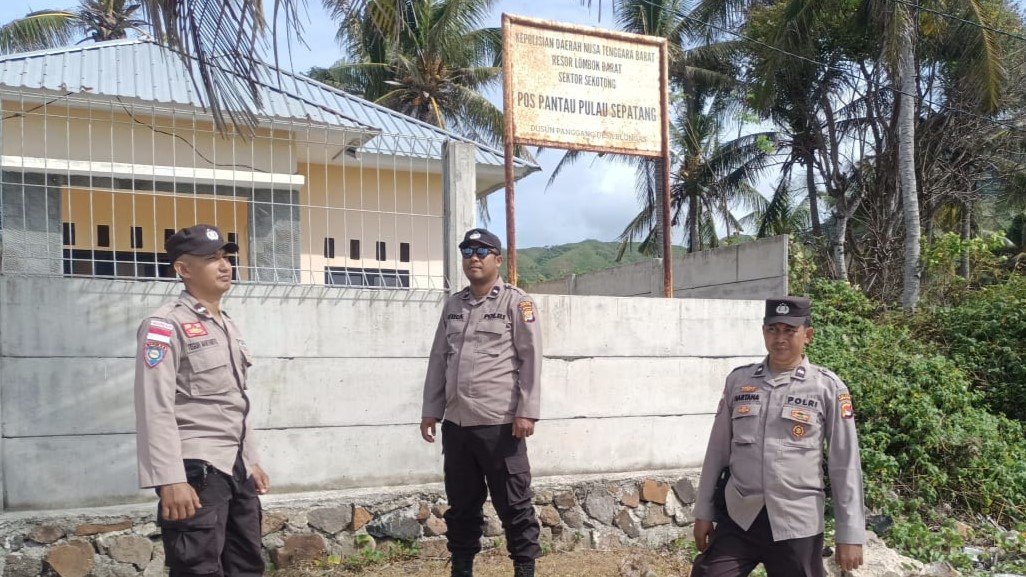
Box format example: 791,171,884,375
0,276,764,510
529,235,789,299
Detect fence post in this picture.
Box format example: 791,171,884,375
443,141,476,293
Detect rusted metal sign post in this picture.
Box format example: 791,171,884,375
502,13,672,296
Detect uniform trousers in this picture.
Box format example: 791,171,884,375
441,420,541,564
690,508,825,577
157,455,264,577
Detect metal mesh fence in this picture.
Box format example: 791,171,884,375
0,89,451,292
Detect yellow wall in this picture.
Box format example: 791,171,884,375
61,188,250,278
296,163,445,286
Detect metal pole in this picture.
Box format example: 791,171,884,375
502,14,518,286
659,41,672,297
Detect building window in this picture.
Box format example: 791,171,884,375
62,223,76,246
130,226,144,249
350,239,360,260
227,232,238,244
376,241,387,261
97,225,111,248
400,242,410,263
324,237,336,259
324,267,410,289
163,228,175,243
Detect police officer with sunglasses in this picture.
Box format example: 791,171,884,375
421,228,543,577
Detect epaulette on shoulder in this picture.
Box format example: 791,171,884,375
505,283,528,296
729,362,759,375
150,301,178,319
816,366,842,385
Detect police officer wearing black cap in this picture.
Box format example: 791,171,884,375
690,297,866,577
135,224,270,577
421,228,543,577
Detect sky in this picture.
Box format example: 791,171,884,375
0,0,670,248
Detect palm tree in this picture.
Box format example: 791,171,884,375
0,0,148,54
309,0,502,147
617,87,778,257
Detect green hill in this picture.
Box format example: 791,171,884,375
500,239,682,286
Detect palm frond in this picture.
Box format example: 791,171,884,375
0,11,80,55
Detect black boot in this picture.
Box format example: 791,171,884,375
513,560,535,577
451,555,474,577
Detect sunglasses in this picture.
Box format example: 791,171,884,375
461,246,496,259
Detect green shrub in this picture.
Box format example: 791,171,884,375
914,275,1026,422
805,280,1026,562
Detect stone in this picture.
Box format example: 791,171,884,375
482,517,503,537
44,540,94,577
583,490,617,525
920,562,958,577
73,521,132,537
4,554,41,577
553,492,577,509
533,490,554,505
613,510,640,539
672,504,694,526
417,539,449,559
108,535,153,569
642,507,672,528
28,525,65,545
952,519,968,537
352,507,373,531
367,507,423,541
308,506,352,535
270,534,326,568
619,554,658,577
415,503,430,522
673,478,697,504
431,504,450,519
261,512,288,536
133,523,160,539
639,480,669,505
824,531,924,577
424,517,448,537
589,530,623,550
620,487,640,508
142,550,164,577
561,509,584,529
537,506,561,528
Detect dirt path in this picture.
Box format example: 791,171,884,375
277,547,694,577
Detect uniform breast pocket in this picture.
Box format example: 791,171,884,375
780,405,822,448
445,322,465,354
475,323,509,355
186,348,233,396
731,403,762,444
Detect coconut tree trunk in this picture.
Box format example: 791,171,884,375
805,150,823,237
653,157,666,258
897,18,921,310
832,213,849,281
959,201,972,279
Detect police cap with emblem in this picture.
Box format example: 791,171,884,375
166,224,239,263
458,228,502,251
764,296,811,326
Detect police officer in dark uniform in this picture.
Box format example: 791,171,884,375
420,228,543,577
135,224,270,577
690,297,866,577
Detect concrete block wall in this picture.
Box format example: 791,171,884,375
0,276,764,510
529,235,789,300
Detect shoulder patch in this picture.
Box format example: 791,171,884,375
143,341,169,368
145,319,174,344
517,300,536,323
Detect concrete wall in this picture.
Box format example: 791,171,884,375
0,276,764,511
529,235,789,299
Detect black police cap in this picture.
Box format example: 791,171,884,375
764,296,811,326
458,228,502,251
165,224,239,264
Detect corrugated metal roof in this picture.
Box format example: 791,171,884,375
0,39,538,172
